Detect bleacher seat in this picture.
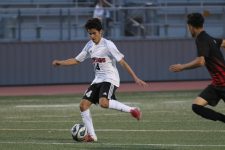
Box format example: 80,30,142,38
0,0,224,41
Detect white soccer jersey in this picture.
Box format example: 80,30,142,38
75,38,124,87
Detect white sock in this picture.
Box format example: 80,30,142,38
80,109,97,138
109,99,133,112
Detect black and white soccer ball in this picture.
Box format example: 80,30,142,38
71,123,87,141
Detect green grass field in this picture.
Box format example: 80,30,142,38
0,90,225,150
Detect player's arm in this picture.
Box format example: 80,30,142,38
169,56,205,72
221,39,225,48
119,58,148,87
52,58,80,66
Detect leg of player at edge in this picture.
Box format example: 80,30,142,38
80,97,142,142
192,97,225,123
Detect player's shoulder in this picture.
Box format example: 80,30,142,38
86,40,94,47
102,38,117,49
197,31,209,40
83,40,94,49
203,32,223,46
102,38,115,45
196,31,212,44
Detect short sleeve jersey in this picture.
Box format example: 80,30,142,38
196,31,225,86
75,38,124,87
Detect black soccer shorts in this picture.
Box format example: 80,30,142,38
82,82,117,104
199,85,225,106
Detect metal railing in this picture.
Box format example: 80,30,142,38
0,4,224,41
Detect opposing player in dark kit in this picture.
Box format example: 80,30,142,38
169,13,225,123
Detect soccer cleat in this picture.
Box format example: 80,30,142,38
130,108,142,120
83,134,97,142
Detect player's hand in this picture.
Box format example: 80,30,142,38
52,60,61,66
135,78,149,87
169,64,184,72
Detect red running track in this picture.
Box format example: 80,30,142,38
0,80,211,96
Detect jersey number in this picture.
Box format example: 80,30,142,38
95,63,100,70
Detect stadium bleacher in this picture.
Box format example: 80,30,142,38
0,0,224,41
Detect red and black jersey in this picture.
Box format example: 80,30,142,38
196,31,225,87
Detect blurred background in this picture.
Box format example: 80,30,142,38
0,0,225,86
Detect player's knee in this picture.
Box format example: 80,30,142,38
99,98,109,108
79,103,86,111
79,101,89,111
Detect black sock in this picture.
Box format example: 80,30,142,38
192,104,225,123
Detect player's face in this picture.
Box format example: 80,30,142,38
87,29,102,44
187,24,196,38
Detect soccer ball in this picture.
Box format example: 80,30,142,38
71,123,87,141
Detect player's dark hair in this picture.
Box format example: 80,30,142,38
187,13,204,28
85,18,103,31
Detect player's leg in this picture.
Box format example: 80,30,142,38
98,82,141,120
80,99,97,141
99,97,132,112
80,84,99,142
192,86,225,123
99,97,141,120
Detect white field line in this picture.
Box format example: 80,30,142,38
5,113,124,120
162,100,188,104
1,128,225,133
102,143,225,147
2,120,207,123
15,102,140,108
15,104,79,108
0,141,225,148
3,121,74,123
5,116,73,119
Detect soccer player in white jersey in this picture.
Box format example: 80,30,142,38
52,18,147,142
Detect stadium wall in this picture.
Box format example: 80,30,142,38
0,39,211,86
